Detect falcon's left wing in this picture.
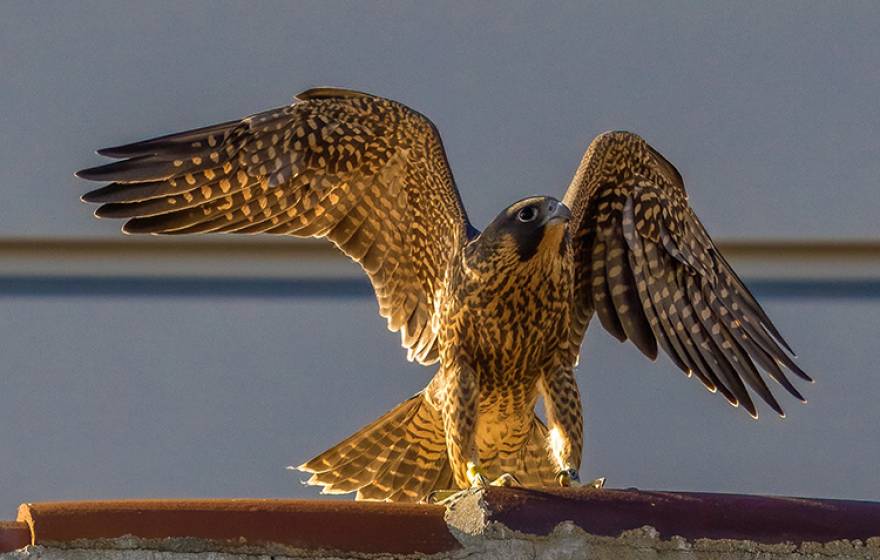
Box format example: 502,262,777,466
563,131,810,418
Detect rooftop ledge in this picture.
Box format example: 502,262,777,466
1,488,879,559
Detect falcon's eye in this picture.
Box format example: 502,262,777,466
516,206,538,223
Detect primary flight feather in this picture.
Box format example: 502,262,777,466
78,87,810,502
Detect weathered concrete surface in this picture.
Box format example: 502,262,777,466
439,488,880,559
2,528,880,560
3,489,880,559
445,499,880,559
455,487,880,546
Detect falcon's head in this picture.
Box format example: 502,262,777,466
466,196,572,270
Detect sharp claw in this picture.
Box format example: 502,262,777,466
556,469,606,489
490,472,521,487
428,488,470,505
467,463,522,488
428,470,521,505
556,468,580,487
432,467,603,503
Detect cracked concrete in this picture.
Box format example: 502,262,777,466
3,489,879,560
2,523,878,560
444,519,880,560
437,488,880,559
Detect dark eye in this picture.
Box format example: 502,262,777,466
516,206,538,223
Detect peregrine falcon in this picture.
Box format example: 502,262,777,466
77,87,810,502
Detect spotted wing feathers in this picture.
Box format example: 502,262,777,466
78,88,473,365
564,131,810,418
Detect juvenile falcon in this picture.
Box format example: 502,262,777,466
77,87,811,502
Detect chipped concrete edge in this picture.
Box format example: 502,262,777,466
445,519,880,560
441,489,880,560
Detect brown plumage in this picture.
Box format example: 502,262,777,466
77,87,810,502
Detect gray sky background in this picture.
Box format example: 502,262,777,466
1,1,878,239
0,1,878,514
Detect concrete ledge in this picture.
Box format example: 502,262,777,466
3,490,880,559
448,487,880,545
0,522,29,554
445,488,880,559
14,499,458,556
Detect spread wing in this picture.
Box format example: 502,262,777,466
563,131,810,418
77,87,475,365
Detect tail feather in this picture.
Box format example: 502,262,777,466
386,446,457,502
308,407,418,494
372,402,451,500
432,460,455,493
316,422,409,494
297,393,560,502
385,450,443,502
298,392,449,502
298,395,419,474
356,437,421,500
353,418,423,500
518,417,558,486
357,398,449,501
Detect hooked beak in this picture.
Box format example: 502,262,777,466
542,200,571,227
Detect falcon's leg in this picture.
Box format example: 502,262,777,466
427,363,521,504
438,362,481,489
540,369,594,487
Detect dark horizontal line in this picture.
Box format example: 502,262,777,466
747,280,880,299
0,276,877,300
0,277,372,299
0,237,878,258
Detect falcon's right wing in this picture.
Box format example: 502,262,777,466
77,88,475,365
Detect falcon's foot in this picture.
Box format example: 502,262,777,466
427,463,521,504
467,461,521,488
556,468,606,489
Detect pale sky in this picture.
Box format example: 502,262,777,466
1,1,878,239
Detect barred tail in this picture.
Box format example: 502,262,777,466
507,415,559,487
296,393,452,502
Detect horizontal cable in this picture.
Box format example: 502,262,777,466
0,238,877,285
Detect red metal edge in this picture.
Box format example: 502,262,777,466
0,520,31,553
479,487,880,545
15,499,459,555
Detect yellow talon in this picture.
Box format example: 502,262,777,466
466,462,480,481
466,461,488,486
466,463,520,488
491,472,520,487
429,465,524,504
